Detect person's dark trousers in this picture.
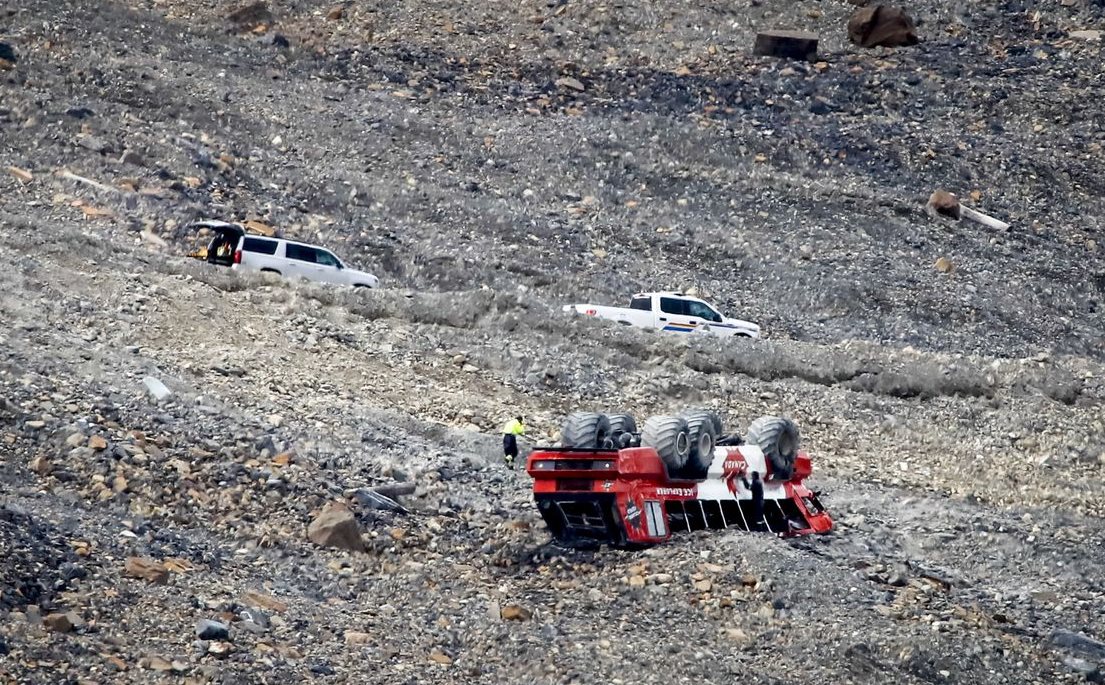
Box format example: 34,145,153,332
502,434,518,468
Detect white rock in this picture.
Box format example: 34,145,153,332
143,376,172,402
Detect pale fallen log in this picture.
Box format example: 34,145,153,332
56,169,120,194
958,205,1010,231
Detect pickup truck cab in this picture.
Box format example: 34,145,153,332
188,220,379,289
565,292,760,339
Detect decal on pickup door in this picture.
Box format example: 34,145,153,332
662,322,697,333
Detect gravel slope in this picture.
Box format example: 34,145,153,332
2,0,1104,683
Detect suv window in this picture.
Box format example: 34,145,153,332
315,250,342,268
659,297,687,316
285,243,317,263
630,297,651,311
242,237,278,255
686,301,722,322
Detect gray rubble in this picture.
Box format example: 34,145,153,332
1,0,1104,683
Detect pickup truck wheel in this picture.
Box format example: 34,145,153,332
607,413,637,447
745,415,799,480
681,410,719,477
561,412,613,449
641,415,690,473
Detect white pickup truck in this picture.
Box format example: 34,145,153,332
564,292,760,339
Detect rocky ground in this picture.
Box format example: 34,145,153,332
2,0,1104,683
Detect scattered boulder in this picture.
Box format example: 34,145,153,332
1052,629,1105,660
0,42,15,70
345,631,371,645
143,376,172,402
196,619,230,640
307,501,364,552
847,5,919,48
928,190,961,220
44,612,80,633
1069,30,1102,42
555,76,586,92
124,557,169,584
119,150,145,167
227,2,275,31
77,136,113,155
266,33,291,49
753,30,819,61
500,604,532,621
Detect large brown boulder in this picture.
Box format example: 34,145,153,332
848,5,919,48
307,501,365,552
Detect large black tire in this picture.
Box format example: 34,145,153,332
641,415,690,473
681,409,719,476
607,413,638,447
745,415,800,480
681,407,724,437
561,412,613,449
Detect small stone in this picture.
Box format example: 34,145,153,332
345,631,371,645
196,619,230,640
207,641,234,658
555,76,586,92
7,166,32,184
77,135,113,154
241,591,288,613
934,257,955,274
694,579,713,592
928,190,961,219
628,576,646,588
1069,30,1102,41
146,656,174,671
25,420,46,429
307,501,364,552
119,150,145,166
143,377,172,402
30,455,51,475
326,5,344,20
722,627,751,643
124,557,169,584
429,648,452,665
500,604,532,621
88,435,108,451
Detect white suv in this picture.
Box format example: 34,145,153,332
192,221,380,289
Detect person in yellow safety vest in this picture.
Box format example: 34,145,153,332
502,416,525,469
